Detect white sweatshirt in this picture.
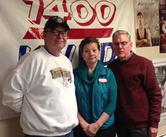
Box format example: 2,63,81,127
2,46,78,136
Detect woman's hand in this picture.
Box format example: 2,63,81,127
86,122,101,137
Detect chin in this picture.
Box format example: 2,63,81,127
117,54,124,57
56,44,65,48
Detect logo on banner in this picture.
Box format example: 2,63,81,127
23,0,116,39
20,0,117,65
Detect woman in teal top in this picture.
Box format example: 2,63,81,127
74,37,117,137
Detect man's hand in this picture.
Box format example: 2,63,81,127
149,127,158,137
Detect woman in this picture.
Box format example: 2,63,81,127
74,37,117,137
136,12,152,47
160,18,166,52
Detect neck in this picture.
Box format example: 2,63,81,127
44,46,61,56
139,25,144,29
119,52,133,61
87,62,97,73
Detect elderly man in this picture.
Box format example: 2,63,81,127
2,16,78,137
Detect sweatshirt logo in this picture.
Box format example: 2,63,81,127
50,67,72,86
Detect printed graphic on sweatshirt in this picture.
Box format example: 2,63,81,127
50,67,72,87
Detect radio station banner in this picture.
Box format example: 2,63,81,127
0,0,135,119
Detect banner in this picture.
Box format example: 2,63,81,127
0,0,134,119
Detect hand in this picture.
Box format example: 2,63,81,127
143,39,148,43
149,127,158,137
80,122,89,133
86,122,100,137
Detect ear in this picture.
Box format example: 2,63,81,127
129,41,133,48
98,49,101,59
43,31,46,39
112,45,116,51
81,53,85,60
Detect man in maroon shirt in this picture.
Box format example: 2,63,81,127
108,30,162,137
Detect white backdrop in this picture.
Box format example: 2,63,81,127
0,0,135,119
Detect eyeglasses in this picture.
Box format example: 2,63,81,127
113,41,130,47
47,30,68,37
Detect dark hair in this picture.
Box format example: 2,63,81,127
79,37,100,54
137,12,143,16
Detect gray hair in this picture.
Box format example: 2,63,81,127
112,30,131,41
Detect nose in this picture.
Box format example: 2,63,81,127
89,50,94,55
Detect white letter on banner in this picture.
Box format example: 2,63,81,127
70,0,95,26
23,0,41,24
43,0,69,18
95,1,116,26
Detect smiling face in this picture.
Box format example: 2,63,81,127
82,42,100,66
43,27,68,56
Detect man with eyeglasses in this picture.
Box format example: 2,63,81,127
108,30,162,137
2,16,78,137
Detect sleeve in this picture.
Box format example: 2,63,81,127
2,56,32,112
104,70,117,116
2,70,28,112
144,61,162,128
